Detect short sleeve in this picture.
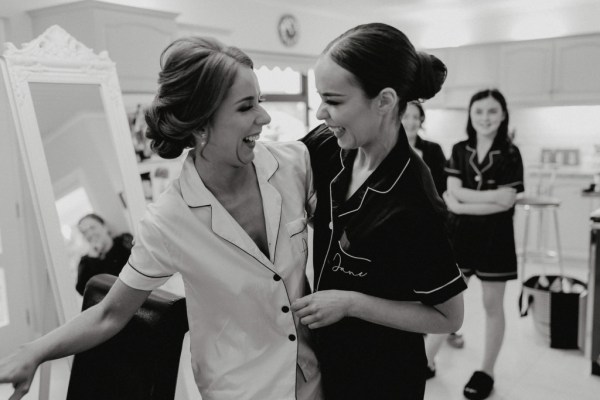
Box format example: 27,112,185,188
497,145,525,193
119,215,175,291
404,212,467,305
444,143,463,179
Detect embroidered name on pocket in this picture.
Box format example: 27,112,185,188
330,232,371,278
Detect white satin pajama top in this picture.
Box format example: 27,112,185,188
119,141,319,400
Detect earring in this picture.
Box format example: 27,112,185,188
200,133,207,147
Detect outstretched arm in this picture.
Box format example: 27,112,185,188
0,279,151,400
292,290,463,334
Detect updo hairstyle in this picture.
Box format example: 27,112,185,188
145,37,253,159
322,23,447,118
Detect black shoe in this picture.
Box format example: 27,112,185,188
463,370,494,400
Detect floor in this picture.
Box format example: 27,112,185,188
424,259,600,400
1,259,600,399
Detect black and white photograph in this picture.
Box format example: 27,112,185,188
0,1,600,399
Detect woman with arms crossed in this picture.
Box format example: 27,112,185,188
292,23,467,400
442,88,523,400
0,37,322,400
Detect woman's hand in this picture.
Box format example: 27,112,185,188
443,191,463,214
292,290,354,329
0,347,40,400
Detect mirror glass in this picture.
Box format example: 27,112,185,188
29,82,133,304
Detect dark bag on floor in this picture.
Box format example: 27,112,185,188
519,275,587,349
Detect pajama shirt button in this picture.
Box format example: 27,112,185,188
281,306,290,313
273,274,281,281
288,334,296,341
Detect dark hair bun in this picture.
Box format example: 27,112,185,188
407,52,447,102
145,101,195,159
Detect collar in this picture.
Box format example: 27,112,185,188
333,125,412,217
414,135,425,150
348,124,412,193
179,143,281,267
464,140,502,189
180,143,279,208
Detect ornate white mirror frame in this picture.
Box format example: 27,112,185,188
1,25,146,323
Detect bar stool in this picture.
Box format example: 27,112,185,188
517,164,564,281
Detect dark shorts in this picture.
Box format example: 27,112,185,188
449,213,518,282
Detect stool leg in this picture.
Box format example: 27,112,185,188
537,207,546,258
552,207,564,277
521,207,531,279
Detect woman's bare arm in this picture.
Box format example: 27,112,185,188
0,279,151,399
292,290,464,334
448,177,516,208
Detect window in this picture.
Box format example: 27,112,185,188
255,66,309,142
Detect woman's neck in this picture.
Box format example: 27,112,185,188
476,133,495,149
194,153,254,197
354,122,400,172
407,133,418,148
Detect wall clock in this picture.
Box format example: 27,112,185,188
277,14,299,47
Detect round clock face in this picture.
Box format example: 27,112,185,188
278,14,299,47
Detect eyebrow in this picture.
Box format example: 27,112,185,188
319,92,345,97
234,95,257,104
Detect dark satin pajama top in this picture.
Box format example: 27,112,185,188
302,124,466,400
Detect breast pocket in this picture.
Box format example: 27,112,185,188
285,217,308,255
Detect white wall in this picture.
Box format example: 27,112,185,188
422,104,600,171
43,114,130,235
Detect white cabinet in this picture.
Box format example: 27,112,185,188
553,36,600,103
500,40,554,104
429,34,600,108
28,1,178,93
427,45,500,109
446,45,500,108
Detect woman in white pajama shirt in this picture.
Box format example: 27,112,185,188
0,37,322,400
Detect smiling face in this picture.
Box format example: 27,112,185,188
314,55,379,150
78,217,112,255
202,65,271,167
469,96,506,140
401,102,423,141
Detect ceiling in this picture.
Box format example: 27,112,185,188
2,0,597,22
2,0,599,49
249,0,596,24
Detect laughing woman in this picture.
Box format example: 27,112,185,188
292,23,467,400
0,37,322,400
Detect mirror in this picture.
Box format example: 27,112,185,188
1,25,146,323
29,82,133,307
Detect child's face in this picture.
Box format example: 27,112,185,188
469,96,505,139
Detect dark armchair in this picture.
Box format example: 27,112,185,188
66,274,188,400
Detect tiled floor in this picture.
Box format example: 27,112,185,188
2,260,600,399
